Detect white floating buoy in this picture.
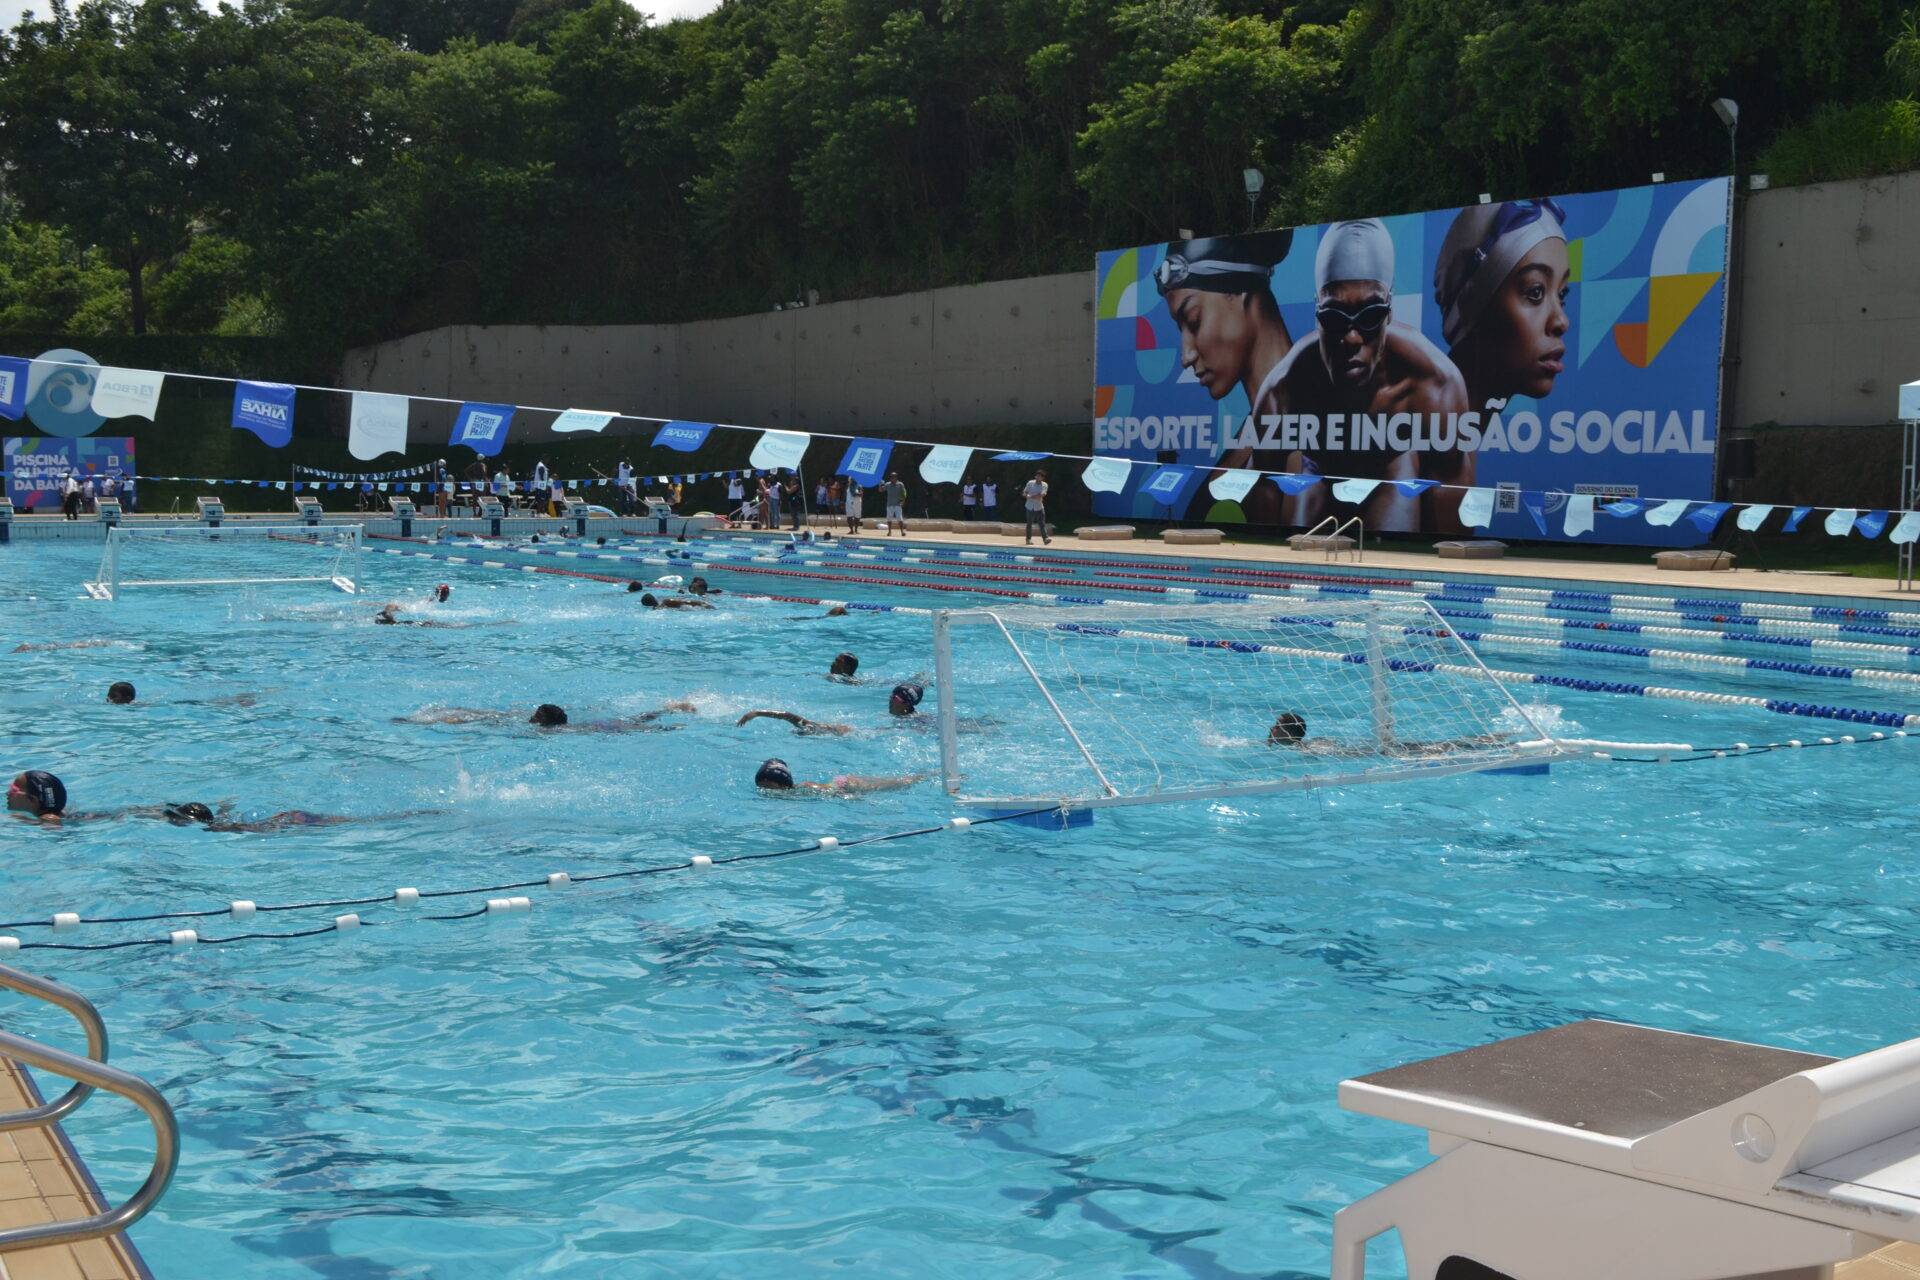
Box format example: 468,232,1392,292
1788,739,1804,748
1820,737,1835,746
170,930,198,946
943,817,972,833
1842,735,1856,745
1713,750,1726,759
0,937,19,952
1872,732,1887,741
230,900,257,920
690,855,713,870
335,914,361,931
52,912,79,931
1734,743,1750,753
485,897,532,915
815,836,840,852
394,887,420,906
547,872,571,889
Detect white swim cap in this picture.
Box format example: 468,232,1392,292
1314,219,1395,294
1434,199,1568,347
652,575,684,588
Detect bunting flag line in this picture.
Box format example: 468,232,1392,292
1208,468,1260,503
1736,504,1774,532
1458,487,1494,528
450,402,515,457
918,444,971,485
551,409,616,435
654,421,713,452
1139,465,1195,506
836,437,895,487
1080,456,1130,494
749,429,809,472
0,355,28,420
1564,493,1595,537
1331,478,1378,504
90,368,165,420
348,391,409,461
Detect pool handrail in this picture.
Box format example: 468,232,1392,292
0,963,179,1253
0,961,107,1127
1306,515,1365,562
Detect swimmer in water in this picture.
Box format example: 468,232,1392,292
373,603,462,627
688,577,721,596
12,639,128,654
432,583,452,603
397,701,697,732
1265,710,1512,757
147,802,440,833
735,710,854,737
828,652,860,682
637,592,712,610
788,605,850,620
887,684,924,717
107,681,136,704
752,758,931,797
6,770,67,825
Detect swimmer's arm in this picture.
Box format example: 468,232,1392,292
833,772,934,795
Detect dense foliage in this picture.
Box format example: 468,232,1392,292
0,0,1910,345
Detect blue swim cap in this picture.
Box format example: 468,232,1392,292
755,758,794,789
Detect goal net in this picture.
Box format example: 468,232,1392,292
85,524,364,601
931,600,1566,810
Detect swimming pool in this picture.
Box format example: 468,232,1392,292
4,531,1918,1279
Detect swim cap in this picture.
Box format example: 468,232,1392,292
832,652,859,675
1271,712,1307,744
889,683,924,712
1154,229,1294,296
640,593,660,607
435,584,450,602
1314,219,1394,293
626,581,644,592
107,681,136,704
18,770,66,815
163,802,213,825
530,704,569,726
755,758,794,789
1434,198,1568,347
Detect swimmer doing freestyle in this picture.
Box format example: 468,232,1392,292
752,758,930,797
1265,711,1512,758
396,701,698,732
1224,218,1470,533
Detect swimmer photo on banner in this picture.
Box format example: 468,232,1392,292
1091,177,1731,544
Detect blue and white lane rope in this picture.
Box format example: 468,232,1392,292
0,811,1043,954
1049,620,1920,731
378,540,1920,733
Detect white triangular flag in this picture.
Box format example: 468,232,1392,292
1457,487,1494,528
348,392,409,460
1645,499,1691,526
1564,493,1595,536
749,429,809,472
919,444,972,485
1208,468,1260,503
1735,504,1773,532
90,368,165,420
1331,478,1378,504
1824,507,1858,536
1081,456,1131,493
1891,512,1920,545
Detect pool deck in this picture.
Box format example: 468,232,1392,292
0,1059,147,1280
826,524,1920,604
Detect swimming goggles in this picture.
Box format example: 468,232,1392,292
1154,254,1272,292
1314,301,1393,338
1465,199,1566,277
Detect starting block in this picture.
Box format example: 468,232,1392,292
1334,1019,1920,1279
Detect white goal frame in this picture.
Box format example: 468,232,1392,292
931,602,1568,811
85,524,364,601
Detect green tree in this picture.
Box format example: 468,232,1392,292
0,0,224,333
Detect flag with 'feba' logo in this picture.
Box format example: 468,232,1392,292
450,402,516,457
232,380,296,447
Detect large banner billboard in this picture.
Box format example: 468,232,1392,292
4,436,135,510
1092,178,1730,541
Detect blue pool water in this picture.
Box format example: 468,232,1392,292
4,531,1918,1279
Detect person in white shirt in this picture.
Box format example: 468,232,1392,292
617,459,636,515
100,473,118,501
728,474,745,506
1023,470,1050,545
492,468,511,500
61,472,81,520
549,473,565,518
961,481,976,520
982,479,998,521
844,479,863,533
81,475,97,514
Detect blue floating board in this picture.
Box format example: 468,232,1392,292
981,807,1094,831
1484,763,1552,777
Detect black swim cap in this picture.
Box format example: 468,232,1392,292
755,758,794,789
831,652,859,675
107,681,136,704
19,770,66,815
1271,712,1307,744
530,704,569,726
889,683,924,712
164,801,213,825
640,593,659,607
626,580,643,593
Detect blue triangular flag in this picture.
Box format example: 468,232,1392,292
1685,501,1732,535
1602,498,1649,517
1521,491,1548,535
1783,506,1812,532
1857,509,1891,539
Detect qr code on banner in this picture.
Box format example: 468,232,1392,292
1494,483,1521,514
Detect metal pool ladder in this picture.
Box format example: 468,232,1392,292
1304,515,1365,562
0,961,178,1253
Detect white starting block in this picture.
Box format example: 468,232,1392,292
387,494,416,536
293,494,324,526
477,495,506,536
196,495,225,526
95,497,122,527
1334,1019,1920,1280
